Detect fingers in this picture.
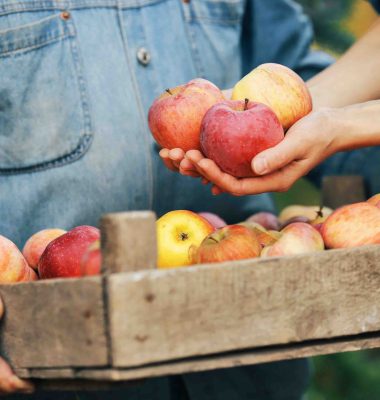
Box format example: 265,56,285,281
159,148,185,172
0,358,34,395
252,135,303,176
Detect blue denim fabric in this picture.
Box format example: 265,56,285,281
0,1,332,399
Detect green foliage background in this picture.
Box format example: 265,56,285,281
281,2,379,399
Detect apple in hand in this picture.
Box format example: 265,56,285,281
38,226,100,279
200,99,284,177
198,212,226,229
232,63,312,130
0,235,37,283
261,222,324,257
23,229,66,270
157,210,214,269
191,225,261,264
322,202,380,249
148,79,225,151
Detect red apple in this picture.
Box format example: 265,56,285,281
200,100,284,177
246,212,279,231
322,202,380,249
38,226,100,279
198,212,226,229
81,240,101,276
148,79,225,151
191,225,261,264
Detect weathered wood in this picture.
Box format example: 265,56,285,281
0,277,108,368
15,331,380,382
322,175,366,208
108,245,380,367
100,211,157,273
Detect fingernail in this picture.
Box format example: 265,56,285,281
253,157,268,175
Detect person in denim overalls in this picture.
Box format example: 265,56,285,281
0,1,333,398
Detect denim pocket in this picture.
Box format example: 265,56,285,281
182,0,245,88
0,12,93,174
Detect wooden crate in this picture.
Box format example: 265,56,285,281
1,175,379,389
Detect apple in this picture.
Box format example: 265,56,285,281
239,221,281,247
200,99,284,177
0,235,38,283
81,240,101,276
232,63,312,130
261,222,324,257
322,202,380,249
191,225,261,264
246,212,279,231
367,193,380,208
198,212,226,229
280,215,311,230
157,210,214,269
279,205,333,224
38,226,100,279
23,228,66,270
148,79,225,151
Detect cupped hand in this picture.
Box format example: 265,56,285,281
185,109,339,196
0,298,34,395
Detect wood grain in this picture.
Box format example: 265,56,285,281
15,331,380,382
322,175,366,208
100,211,157,273
108,245,380,367
0,276,108,368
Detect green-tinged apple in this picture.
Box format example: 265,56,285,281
261,222,324,257
157,210,214,269
322,202,380,249
232,63,312,130
148,79,224,151
279,205,333,224
239,221,281,247
191,225,261,264
200,99,284,177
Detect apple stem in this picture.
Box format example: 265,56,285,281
208,237,219,244
316,205,324,218
166,88,173,95
244,98,249,111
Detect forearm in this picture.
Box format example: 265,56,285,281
330,100,380,151
308,18,380,109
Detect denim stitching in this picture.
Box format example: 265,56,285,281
0,0,167,16
0,16,93,175
116,1,154,209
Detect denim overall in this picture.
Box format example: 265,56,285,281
0,0,337,398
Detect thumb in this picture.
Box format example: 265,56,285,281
252,138,299,175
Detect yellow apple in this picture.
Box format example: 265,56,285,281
279,205,333,224
232,63,312,130
157,210,214,269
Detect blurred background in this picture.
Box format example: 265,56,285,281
281,1,379,399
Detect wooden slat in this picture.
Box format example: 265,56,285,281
108,245,380,367
15,331,380,383
0,276,108,368
322,175,366,208
100,211,157,273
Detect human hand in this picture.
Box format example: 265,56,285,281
184,109,339,196
0,298,34,395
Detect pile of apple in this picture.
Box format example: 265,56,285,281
0,226,101,284
148,63,312,177
156,194,380,269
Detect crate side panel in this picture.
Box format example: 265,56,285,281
108,246,380,367
0,276,108,368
